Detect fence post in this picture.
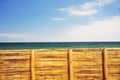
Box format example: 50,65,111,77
102,49,108,80
30,50,35,80
68,49,74,80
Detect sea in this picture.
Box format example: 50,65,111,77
0,42,120,50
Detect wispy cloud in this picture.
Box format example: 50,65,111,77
0,15,120,42
0,33,32,38
0,33,61,42
0,33,35,42
55,15,120,41
51,18,65,21
58,0,115,16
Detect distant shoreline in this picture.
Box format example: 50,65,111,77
0,48,120,51
0,42,120,50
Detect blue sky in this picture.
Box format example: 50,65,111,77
0,0,120,42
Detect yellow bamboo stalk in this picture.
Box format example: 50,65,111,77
68,49,74,80
30,50,35,80
102,49,108,80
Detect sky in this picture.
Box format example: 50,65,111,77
0,0,120,42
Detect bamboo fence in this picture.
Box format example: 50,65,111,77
0,48,120,80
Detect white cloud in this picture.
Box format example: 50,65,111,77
55,16,120,41
0,16,120,42
0,33,61,42
59,6,98,16
51,18,65,21
0,33,32,38
58,0,115,16
0,33,36,42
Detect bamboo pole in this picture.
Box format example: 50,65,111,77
68,49,74,80
102,49,108,80
30,50,35,80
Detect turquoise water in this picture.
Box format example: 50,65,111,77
0,42,120,50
